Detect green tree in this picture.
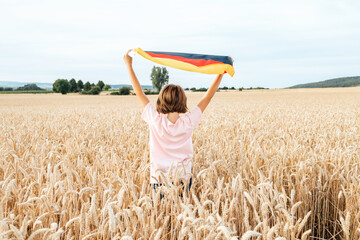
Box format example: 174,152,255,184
84,81,91,91
69,78,77,92
97,80,105,90
91,83,95,87
103,84,111,91
77,80,84,91
53,79,70,94
151,66,169,91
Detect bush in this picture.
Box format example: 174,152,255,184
110,87,131,95
190,87,207,92
119,87,131,95
197,88,207,92
89,86,101,95
82,86,101,95
0,87,3,91
253,87,268,90
184,88,189,90
144,90,159,95
143,89,158,95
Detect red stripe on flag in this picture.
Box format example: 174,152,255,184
146,52,224,67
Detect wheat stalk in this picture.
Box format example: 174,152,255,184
1,90,360,239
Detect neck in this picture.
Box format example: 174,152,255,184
166,112,180,123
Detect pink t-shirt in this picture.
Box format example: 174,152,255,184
142,102,202,184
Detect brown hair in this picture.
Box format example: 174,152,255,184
156,84,188,114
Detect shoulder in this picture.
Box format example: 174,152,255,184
183,105,202,127
142,102,160,123
185,105,202,117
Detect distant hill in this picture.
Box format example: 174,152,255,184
288,76,360,89
0,81,53,90
109,84,153,90
0,81,153,90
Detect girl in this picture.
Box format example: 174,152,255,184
123,49,224,199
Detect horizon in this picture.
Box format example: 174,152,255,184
2,75,360,90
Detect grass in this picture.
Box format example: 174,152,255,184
0,90,54,94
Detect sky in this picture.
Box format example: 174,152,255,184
1,0,360,89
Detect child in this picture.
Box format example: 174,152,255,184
123,49,224,199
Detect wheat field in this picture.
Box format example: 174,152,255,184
0,88,359,239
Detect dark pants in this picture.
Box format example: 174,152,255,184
150,177,192,200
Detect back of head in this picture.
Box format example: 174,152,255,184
156,84,188,114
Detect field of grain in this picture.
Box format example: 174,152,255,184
0,88,359,239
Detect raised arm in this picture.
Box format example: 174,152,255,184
123,49,150,108
197,74,223,113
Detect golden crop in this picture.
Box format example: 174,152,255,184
0,88,359,239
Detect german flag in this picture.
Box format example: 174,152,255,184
133,48,234,77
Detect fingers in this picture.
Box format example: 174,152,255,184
124,49,133,65
124,49,132,59
126,49,133,57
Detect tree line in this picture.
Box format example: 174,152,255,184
1,66,269,95
184,86,268,92
52,66,169,95
53,79,111,95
